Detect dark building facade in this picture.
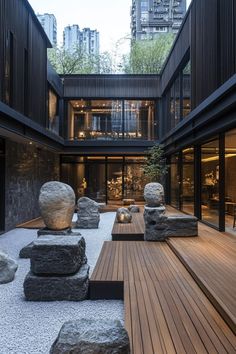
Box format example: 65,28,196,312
0,0,236,234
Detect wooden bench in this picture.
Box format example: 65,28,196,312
111,213,144,241
90,241,236,353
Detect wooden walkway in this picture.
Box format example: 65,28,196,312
90,241,236,354
112,213,145,241
168,222,236,335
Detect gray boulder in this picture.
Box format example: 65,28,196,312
166,215,198,237
24,264,89,301
128,205,140,213
144,183,165,207
50,318,130,354
116,208,132,223
39,181,75,231
30,236,86,275
0,251,18,284
76,197,100,229
144,205,168,241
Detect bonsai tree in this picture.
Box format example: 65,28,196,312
143,144,168,182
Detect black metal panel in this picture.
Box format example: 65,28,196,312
161,11,191,93
62,75,161,99
0,0,49,127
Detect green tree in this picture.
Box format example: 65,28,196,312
123,34,175,74
143,144,168,182
47,46,114,74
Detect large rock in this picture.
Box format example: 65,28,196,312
76,197,100,229
24,264,89,301
39,182,75,231
37,228,81,237
166,215,198,237
144,205,168,241
50,318,130,354
116,208,132,223
144,183,165,207
0,251,18,284
30,236,86,275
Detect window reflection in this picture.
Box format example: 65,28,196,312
68,99,156,141
225,129,236,233
48,88,59,135
124,100,155,140
201,139,219,227
170,154,180,208
181,147,194,214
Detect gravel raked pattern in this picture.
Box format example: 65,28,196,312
0,212,124,354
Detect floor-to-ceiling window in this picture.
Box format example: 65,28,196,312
225,129,236,233
201,138,220,228
170,153,180,208
67,99,156,141
124,100,156,140
61,155,146,203
181,147,194,214
124,156,148,201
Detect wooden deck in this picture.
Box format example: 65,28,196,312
90,241,236,354
112,213,145,241
168,223,236,335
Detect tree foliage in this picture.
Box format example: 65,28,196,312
123,34,175,74
47,46,114,74
143,144,168,182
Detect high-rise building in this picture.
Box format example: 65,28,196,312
63,25,80,52
63,25,100,55
37,13,57,46
131,0,186,41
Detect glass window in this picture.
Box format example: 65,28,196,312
201,139,219,228
48,88,59,135
170,154,180,208
182,61,191,118
225,129,236,233
68,100,156,141
124,100,155,140
181,147,194,214
68,100,122,140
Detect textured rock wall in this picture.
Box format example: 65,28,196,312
5,140,59,231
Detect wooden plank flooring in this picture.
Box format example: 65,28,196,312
112,213,145,241
90,241,236,354
168,222,236,335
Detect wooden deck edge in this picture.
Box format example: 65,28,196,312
89,280,124,300
167,239,236,335
112,233,144,241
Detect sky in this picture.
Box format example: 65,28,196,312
28,0,192,53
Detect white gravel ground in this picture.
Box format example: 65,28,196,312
0,212,124,354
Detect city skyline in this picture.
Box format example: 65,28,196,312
28,0,191,54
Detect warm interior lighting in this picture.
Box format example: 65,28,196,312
201,156,219,162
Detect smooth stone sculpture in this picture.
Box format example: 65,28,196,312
50,318,130,354
24,264,89,301
39,181,75,231
144,205,168,241
0,251,18,284
30,236,86,275
128,205,140,213
76,197,100,229
116,208,132,223
144,183,165,207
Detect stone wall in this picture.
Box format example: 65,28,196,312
5,139,59,231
